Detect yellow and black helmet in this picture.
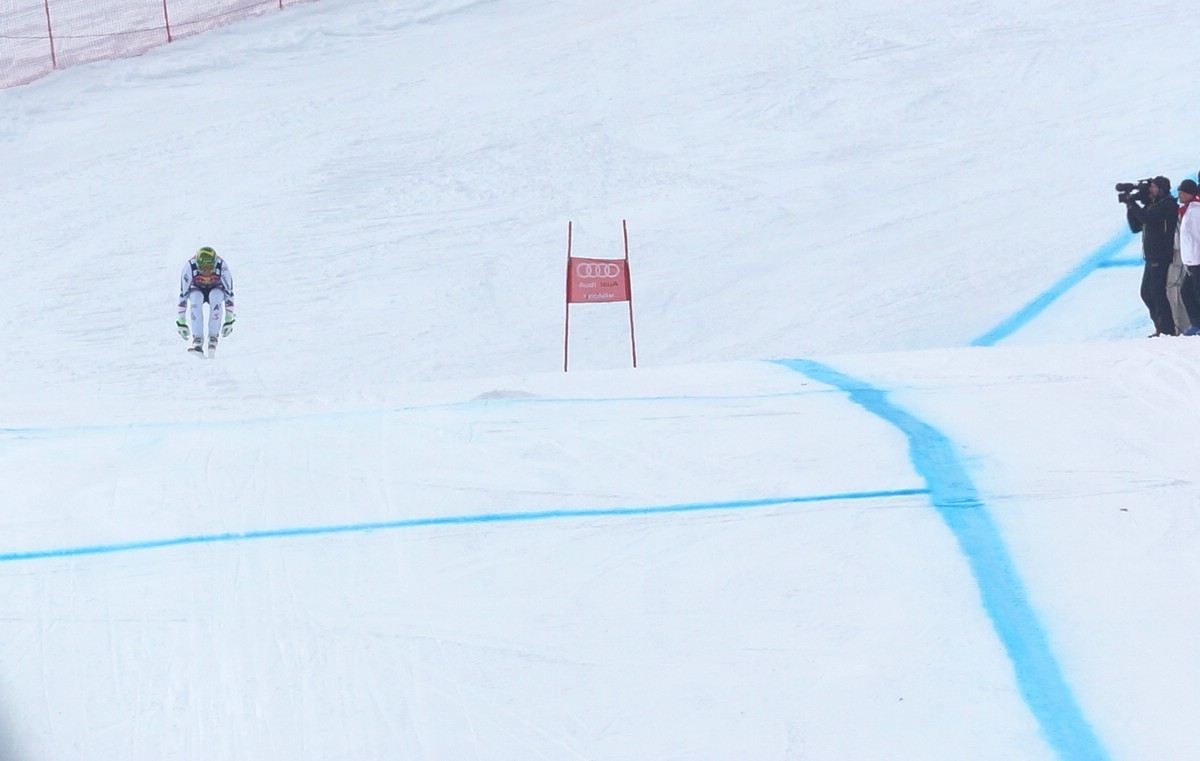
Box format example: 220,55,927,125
196,246,217,270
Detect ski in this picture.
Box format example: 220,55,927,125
185,340,217,358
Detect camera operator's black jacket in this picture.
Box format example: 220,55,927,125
1127,195,1179,263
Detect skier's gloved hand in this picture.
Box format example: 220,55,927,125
221,312,236,337
176,319,189,339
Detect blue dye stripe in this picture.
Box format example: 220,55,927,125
0,390,835,438
971,230,1134,347
773,359,1110,761
0,488,928,564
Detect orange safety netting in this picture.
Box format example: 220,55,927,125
1,0,311,88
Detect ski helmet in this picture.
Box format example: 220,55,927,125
196,246,217,270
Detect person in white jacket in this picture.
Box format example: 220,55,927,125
176,246,236,355
1177,179,1200,335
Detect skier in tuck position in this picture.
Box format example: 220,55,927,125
176,246,236,357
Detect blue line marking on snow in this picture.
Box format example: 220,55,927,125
0,390,837,438
1095,258,1142,269
773,358,1110,761
0,488,927,564
971,230,1134,347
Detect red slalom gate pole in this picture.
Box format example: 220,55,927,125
563,221,573,372
623,219,638,368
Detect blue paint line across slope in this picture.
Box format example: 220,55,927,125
0,488,927,564
971,230,1134,347
773,359,1110,761
0,390,836,439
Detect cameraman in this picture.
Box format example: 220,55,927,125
1125,176,1179,336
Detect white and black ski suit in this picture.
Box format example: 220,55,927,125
178,256,235,341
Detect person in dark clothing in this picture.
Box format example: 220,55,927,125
1126,176,1179,336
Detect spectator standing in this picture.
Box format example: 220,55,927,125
1177,179,1200,335
1126,176,1179,336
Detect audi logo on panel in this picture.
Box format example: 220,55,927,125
575,262,622,279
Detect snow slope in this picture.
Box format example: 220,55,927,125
2,1,1199,759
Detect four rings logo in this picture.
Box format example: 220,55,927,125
575,262,623,279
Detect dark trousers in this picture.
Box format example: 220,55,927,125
1182,267,1200,328
1142,260,1176,335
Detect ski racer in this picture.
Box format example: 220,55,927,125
176,246,236,356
